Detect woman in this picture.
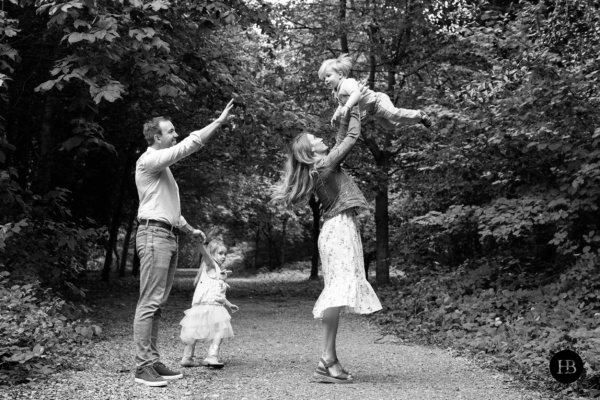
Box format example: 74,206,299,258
271,106,382,383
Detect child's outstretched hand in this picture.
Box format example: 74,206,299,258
219,270,232,281
229,304,239,313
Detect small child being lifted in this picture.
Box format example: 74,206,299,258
318,53,432,130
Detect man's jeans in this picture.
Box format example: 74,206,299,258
133,225,178,368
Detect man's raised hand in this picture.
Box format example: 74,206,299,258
217,99,235,125
192,229,206,243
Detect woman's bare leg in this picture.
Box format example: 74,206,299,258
320,307,345,376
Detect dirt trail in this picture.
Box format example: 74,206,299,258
2,273,552,400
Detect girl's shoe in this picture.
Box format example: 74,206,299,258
180,357,201,368
313,358,354,384
202,356,224,369
181,343,200,367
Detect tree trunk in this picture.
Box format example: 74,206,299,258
113,241,121,270
36,99,54,194
101,159,130,281
339,0,349,54
102,216,120,281
364,250,375,279
118,214,136,277
280,216,288,268
309,195,320,280
375,182,390,285
265,224,274,269
254,228,260,269
362,122,392,285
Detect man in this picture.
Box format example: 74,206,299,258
133,100,234,387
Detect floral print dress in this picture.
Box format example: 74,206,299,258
312,209,383,319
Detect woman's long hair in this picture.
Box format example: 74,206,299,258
271,133,318,208
194,239,227,286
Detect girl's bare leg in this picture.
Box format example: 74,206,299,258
204,332,224,367
180,341,200,367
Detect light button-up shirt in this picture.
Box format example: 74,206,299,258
135,131,204,228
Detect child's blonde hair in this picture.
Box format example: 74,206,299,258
194,239,227,286
318,53,353,80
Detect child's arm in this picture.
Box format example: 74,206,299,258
198,243,218,276
224,299,239,313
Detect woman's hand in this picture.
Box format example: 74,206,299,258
330,113,340,127
340,105,350,118
216,99,235,125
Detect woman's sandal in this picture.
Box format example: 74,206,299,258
313,358,354,384
334,358,351,376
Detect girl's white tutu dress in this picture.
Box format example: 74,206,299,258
180,264,234,343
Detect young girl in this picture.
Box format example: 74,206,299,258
180,239,239,369
271,107,382,384
318,53,432,130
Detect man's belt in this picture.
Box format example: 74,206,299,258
139,219,182,235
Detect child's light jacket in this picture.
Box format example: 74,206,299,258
333,77,377,114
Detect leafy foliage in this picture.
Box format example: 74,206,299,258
387,0,600,271
376,253,600,397
1,171,100,296
0,272,101,385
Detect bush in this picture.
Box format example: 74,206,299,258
1,176,101,298
0,272,101,386
376,253,600,397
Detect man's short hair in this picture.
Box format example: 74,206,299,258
143,116,171,145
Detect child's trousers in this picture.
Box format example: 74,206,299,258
368,92,423,130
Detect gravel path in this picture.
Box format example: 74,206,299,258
2,273,554,400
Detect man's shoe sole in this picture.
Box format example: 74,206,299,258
160,373,183,380
134,377,168,387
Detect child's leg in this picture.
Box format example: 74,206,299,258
208,333,222,359
203,333,224,367
180,341,201,367
373,92,423,129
